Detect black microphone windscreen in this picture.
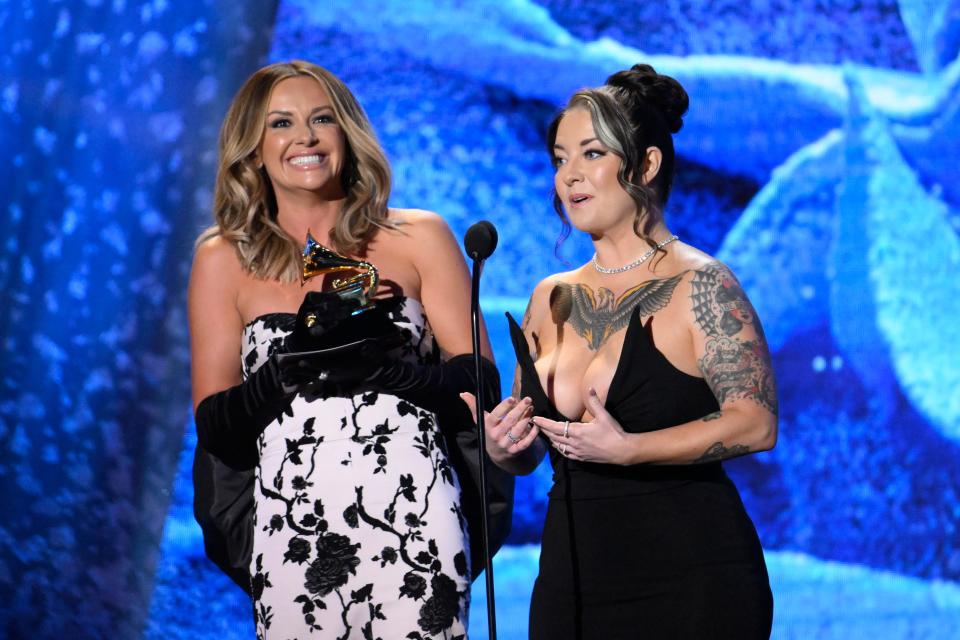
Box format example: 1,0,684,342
464,220,498,260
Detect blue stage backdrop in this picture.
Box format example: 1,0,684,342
2,1,959,639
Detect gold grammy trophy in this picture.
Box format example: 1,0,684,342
294,232,400,351
301,231,379,324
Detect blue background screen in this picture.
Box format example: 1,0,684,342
2,1,959,638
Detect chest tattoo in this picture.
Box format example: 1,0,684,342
552,273,685,351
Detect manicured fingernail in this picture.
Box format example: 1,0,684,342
589,387,598,397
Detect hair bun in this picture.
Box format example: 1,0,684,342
606,64,689,134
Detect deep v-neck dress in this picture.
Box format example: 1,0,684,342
508,307,772,640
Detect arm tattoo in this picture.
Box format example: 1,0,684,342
694,441,750,463
691,263,778,415
552,274,685,351
702,411,722,422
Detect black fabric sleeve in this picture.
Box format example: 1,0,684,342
368,353,500,416
194,357,293,470
192,446,255,594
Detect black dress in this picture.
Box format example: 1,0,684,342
508,308,773,640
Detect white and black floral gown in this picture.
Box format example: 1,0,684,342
242,298,470,640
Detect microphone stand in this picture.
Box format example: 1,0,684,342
468,253,497,640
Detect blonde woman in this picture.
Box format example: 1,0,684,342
476,65,776,639
189,60,503,639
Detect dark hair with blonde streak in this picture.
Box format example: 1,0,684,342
547,63,688,257
197,60,392,282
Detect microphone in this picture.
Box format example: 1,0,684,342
464,220,498,261
462,219,499,640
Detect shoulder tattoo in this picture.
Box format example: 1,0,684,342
690,263,777,415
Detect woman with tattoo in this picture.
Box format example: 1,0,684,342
466,64,777,638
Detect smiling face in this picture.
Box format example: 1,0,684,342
258,75,347,200
552,107,638,237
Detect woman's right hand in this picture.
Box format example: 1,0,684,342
459,393,540,467
285,290,360,353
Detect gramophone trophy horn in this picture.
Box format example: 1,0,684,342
301,232,379,317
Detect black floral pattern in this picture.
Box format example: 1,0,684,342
418,574,462,635
284,537,311,565
251,553,273,630
304,548,359,596
399,571,428,600
244,298,469,639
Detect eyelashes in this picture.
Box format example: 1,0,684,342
267,115,335,129
552,148,607,168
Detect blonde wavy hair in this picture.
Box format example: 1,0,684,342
197,60,392,282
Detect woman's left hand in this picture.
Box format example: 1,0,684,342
534,388,635,465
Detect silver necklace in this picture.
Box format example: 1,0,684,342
591,235,679,274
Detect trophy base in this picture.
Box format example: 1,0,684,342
276,334,398,368
300,300,404,352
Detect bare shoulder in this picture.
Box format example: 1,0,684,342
188,235,247,404
659,243,741,293
189,235,244,301
192,234,243,274
389,207,444,224
527,275,557,315
378,208,457,257
388,208,452,238
537,265,589,298
524,269,578,332
673,248,763,341
667,242,720,277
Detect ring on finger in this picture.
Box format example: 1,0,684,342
563,420,570,438
506,430,520,444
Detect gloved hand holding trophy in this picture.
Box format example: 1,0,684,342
277,233,405,390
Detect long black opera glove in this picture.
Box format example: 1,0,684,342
370,353,498,414
195,292,374,470
192,448,255,594
284,290,361,353
194,357,294,470
281,343,497,415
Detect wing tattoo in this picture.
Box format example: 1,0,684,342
555,273,685,350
